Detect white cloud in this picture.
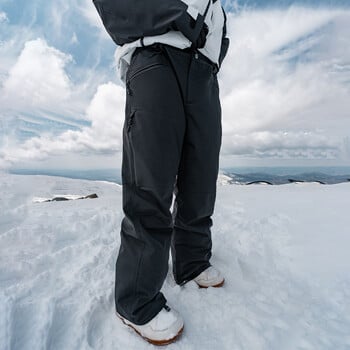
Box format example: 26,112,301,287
222,130,339,158
1,82,125,167
50,1,70,36
1,6,350,169
0,11,8,23
0,36,124,169
218,7,350,161
76,0,115,44
1,38,73,111
70,32,79,44
78,0,108,31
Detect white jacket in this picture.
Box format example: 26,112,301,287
113,0,227,85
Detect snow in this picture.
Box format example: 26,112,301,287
0,172,349,349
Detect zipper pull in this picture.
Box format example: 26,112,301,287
127,112,134,132
126,81,132,96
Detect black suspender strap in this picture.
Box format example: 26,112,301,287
203,0,212,20
140,37,145,47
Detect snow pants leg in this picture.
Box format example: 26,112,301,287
115,43,222,325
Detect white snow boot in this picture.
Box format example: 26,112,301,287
116,304,184,346
193,265,225,288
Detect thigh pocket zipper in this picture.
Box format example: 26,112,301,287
126,110,137,185
127,63,164,85
127,110,135,132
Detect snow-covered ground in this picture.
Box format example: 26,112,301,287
0,173,349,350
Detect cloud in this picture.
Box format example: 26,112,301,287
1,5,350,169
0,0,115,82
0,37,125,168
0,11,8,23
218,7,350,161
77,0,106,29
70,32,79,45
0,82,125,168
222,130,339,158
1,38,73,111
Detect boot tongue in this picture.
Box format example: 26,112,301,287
151,308,177,331
206,266,219,279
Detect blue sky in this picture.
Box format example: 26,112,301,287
0,0,350,170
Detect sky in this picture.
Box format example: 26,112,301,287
0,0,349,170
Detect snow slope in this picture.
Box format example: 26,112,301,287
0,173,349,350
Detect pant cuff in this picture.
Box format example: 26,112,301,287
175,262,212,286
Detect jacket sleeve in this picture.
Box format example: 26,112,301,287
218,5,230,69
92,0,209,46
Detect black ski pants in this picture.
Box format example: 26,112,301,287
115,42,222,325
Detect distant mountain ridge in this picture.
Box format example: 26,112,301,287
218,171,350,185
9,167,350,185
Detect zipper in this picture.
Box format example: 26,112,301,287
126,110,137,186
193,48,218,74
127,62,164,85
126,80,132,96
127,110,135,132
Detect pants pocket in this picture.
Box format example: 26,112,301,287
126,47,168,84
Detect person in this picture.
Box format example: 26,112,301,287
92,0,230,345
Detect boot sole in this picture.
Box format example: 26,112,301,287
116,311,184,346
197,278,225,288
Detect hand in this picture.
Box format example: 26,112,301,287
191,22,209,49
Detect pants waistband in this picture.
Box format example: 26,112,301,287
139,43,219,73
